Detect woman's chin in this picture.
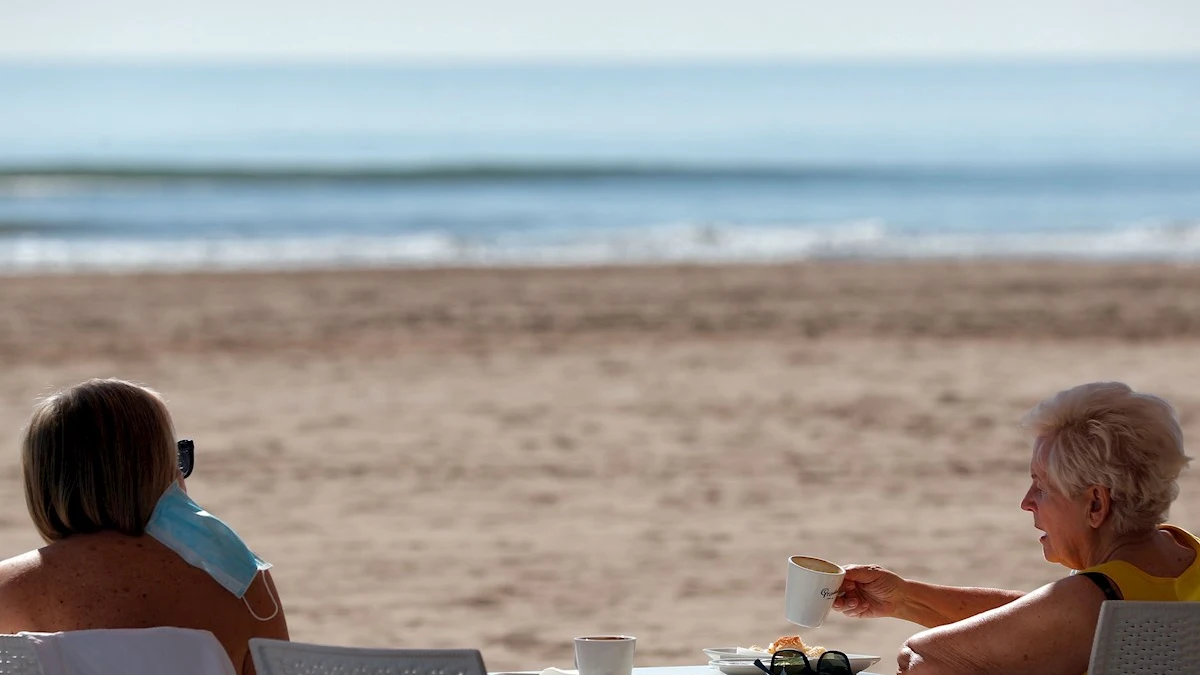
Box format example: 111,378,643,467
1039,537,1058,562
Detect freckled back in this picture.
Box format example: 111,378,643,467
12,533,280,672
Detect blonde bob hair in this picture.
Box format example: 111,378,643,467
1022,381,1191,535
23,378,179,543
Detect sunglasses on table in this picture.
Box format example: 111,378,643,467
177,439,195,478
753,649,853,675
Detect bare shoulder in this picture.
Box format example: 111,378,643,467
246,568,290,639
955,574,1108,643
237,569,290,675
0,549,50,591
0,549,45,580
903,576,1107,675
1004,573,1109,620
0,549,50,628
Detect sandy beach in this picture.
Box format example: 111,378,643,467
3,260,1200,674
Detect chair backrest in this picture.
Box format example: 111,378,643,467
248,639,488,675
1,628,235,675
1088,600,1200,675
0,635,44,675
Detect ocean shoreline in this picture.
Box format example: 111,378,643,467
4,238,1200,276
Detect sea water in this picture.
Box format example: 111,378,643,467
0,61,1198,272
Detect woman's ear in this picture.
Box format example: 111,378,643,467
1087,486,1111,529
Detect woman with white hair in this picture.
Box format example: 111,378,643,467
832,381,1198,675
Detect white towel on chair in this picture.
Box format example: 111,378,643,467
19,627,236,675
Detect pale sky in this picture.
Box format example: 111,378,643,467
1,0,1199,62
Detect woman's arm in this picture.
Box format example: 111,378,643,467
835,565,1024,628
897,575,1107,675
893,580,1025,628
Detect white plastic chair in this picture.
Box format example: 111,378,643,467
1088,600,1200,675
248,639,487,675
0,628,235,675
0,635,44,675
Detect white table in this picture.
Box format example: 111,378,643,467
493,665,885,675
628,662,883,667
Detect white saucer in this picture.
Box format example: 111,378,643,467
702,648,769,661
708,654,881,675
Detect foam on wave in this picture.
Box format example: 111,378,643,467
2,219,1199,274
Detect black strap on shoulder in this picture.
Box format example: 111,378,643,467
1079,571,1124,600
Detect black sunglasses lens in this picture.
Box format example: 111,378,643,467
816,652,853,675
770,650,812,675
177,439,194,478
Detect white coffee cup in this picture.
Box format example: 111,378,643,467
784,555,846,628
574,635,636,675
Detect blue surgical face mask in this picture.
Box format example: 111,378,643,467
145,482,278,621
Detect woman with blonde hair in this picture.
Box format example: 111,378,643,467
0,378,289,674
832,381,1198,675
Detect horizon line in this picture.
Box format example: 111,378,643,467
2,52,1199,68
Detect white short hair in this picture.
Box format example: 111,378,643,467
1022,382,1191,535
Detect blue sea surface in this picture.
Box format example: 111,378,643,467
0,61,1198,271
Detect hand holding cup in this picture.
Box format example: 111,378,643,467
831,564,905,619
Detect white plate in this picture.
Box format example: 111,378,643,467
702,648,770,661
709,655,881,675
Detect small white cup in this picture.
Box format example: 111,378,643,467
784,555,845,628
574,635,636,675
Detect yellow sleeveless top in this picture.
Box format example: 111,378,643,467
1077,524,1200,601
1074,525,1200,675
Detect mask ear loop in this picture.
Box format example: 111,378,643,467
243,570,280,622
